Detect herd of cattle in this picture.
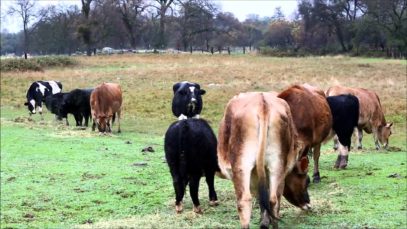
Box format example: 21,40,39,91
23,80,392,228
24,80,122,133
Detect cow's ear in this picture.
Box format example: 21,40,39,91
386,122,393,128
200,89,206,95
173,83,182,94
298,156,309,174
24,102,29,106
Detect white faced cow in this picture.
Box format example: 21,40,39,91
24,80,62,119
172,81,205,120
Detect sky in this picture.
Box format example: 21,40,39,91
1,0,299,33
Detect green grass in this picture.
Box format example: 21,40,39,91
1,106,406,229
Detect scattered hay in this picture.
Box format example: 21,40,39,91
13,116,34,123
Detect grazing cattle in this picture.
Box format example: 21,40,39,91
24,80,63,118
90,83,122,133
164,119,218,214
44,93,69,124
217,92,310,229
60,89,93,127
326,95,359,169
326,85,393,150
278,85,332,183
172,81,205,120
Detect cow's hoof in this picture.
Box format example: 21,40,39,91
313,172,320,183
193,205,203,214
357,146,362,150
209,200,219,206
175,203,183,213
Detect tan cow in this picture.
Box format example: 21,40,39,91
326,85,392,150
217,92,310,229
90,83,122,133
278,84,333,183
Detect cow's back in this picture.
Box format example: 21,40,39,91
278,85,332,148
217,92,297,179
326,85,384,131
91,83,122,116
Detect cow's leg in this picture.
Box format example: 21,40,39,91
232,165,253,229
84,113,89,127
189,174,202,213
356,127,363,149
38,104,44,120
74,113,82,126
204,169,218,206
268,166,285,229
334,143,349,169
117,110,121,133
373,128,380,150
92,119,96,131
333,135,339,150
172,175,186,213
312,144,322,183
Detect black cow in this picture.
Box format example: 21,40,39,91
45,93,69,124
326,94,360,169
60,88,93,127
164,119,218,214
172,81,206,120
24,80,63,118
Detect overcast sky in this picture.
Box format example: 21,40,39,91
1,0,299,33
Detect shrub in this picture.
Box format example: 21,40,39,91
1,56,77,72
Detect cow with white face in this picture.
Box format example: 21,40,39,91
24,80,63,119
172,81,206,120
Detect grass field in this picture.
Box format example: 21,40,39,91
1,54,406,228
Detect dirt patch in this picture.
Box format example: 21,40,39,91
73,188,87,193
81,172,106,181
6,176,16,182
387,146,403,152
114,190,135,198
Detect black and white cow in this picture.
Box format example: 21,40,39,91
326,94,360,169
172,81,206,120
164,118,219,214
24,80,62,118
60,88,93,127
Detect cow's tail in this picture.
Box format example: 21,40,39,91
256,94,272,219
178,120,189,187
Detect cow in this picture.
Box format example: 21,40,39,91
24,80,63,119
164,119,219,214
217,92,310,229
90,83,122,133
326,94,359,169
172,81,205,120
44,92,69,124
60,88,93,127
278,85,332,183
326,85,392,150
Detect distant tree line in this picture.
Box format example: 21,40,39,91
1,0,406,58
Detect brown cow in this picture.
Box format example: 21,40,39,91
90,83,122,133
326,85,392,150
278,84,333,183
217,92,310,229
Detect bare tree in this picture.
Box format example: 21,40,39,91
113,0,148,49
152,0,174,48
79,0,94,56
8,0,47,59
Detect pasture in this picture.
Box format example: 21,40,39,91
1,54,406,228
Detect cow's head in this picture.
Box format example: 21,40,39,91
95,114,112,133
283,156,311,210
24,99,36,114
172,81,205,119
378,122,393,149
